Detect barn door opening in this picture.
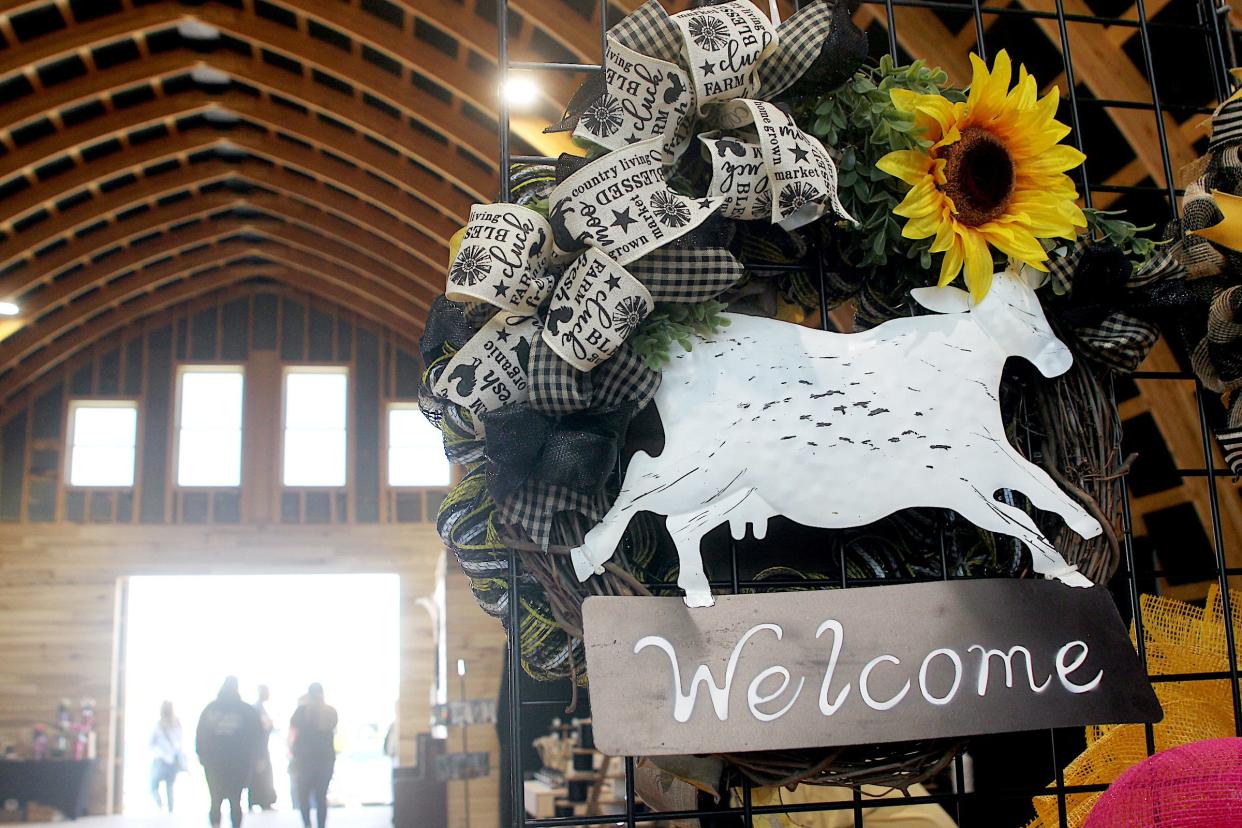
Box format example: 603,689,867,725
119,574,400,817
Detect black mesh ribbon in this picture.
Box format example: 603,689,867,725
482,402,635,504
757,0,867,100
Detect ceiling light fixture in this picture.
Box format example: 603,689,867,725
178,19,221,41
204,106,240,124
503,76,539,108
191,65,231,86
0,302,19,317
214,141,247,159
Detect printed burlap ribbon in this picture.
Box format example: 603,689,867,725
553,0,864,230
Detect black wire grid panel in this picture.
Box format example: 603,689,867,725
495,0,1241,825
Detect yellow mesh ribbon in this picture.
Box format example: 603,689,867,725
1027,585,1242,828
745,783,956,827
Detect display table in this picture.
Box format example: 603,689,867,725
0,759,94,820
524,779,566,818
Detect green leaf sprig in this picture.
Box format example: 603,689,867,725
797,56,965,282
631,300,731,370
1084,208,1164,267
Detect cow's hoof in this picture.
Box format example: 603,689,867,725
1069,514,1103,539
570,546,601,582
1047,564,1093,588
682,590,716,609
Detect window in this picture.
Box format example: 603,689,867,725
176,367,244,487
387,404,450,487
67,401,138,487
283,367,348,487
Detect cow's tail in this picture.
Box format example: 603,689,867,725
570,508,632,582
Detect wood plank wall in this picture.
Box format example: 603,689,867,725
443,559,506,828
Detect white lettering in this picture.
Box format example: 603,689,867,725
815,619,850,715
859,655,909,711
918,648,963,706
968,645,1052,695
1055,640,1102,694
634,623,782,722
747,666,804,722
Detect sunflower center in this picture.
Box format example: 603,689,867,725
941,127,1014,227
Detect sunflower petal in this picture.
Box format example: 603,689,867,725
929,215,957,253
961,230,995,301
877,150,933,186
985,50,1013,110
894,179,943,219
890,88,920,113
965,53,991,117
938,237,965,287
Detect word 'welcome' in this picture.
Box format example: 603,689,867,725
637,620,1102,725
583,581,1161,756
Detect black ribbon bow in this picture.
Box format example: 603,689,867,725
481,402,636,505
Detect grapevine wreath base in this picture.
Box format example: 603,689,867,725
417,0,1203,792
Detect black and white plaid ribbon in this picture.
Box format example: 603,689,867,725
1048,241,1192,374
1175,84,1242,476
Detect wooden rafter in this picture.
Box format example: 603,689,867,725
0,161,453,282
0,264,420,407
0,231,429,379
0,212,434,334
0,85,469,244
0,124,469,245
0,4,500,174
0,188,443,308
0,70,483,214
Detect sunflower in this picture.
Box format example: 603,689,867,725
877,50,1086,301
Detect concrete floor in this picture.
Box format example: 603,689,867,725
68,808,393,828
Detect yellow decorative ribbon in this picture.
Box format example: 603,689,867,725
1027,585,1242,827
1191,189,1242,254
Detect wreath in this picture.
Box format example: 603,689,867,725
416,0,1196,791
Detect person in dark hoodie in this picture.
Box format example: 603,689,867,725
197,677,262,828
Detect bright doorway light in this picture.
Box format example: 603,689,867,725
503,76,539,107
122,574,400,814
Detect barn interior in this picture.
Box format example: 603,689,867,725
0,0,1237,827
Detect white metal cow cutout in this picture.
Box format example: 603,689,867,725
571,268,1103,607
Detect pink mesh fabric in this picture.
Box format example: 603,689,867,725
1084,738,1242,828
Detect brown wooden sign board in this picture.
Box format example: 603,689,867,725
582,580,1162,756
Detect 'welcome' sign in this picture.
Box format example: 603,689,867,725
582,580,1161,756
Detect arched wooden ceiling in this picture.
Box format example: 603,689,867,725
0,0,625,407
0,0,1215,416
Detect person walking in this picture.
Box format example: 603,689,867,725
289,683,338,828
197,677,262,828
247,685,277,811
149,701,185,813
